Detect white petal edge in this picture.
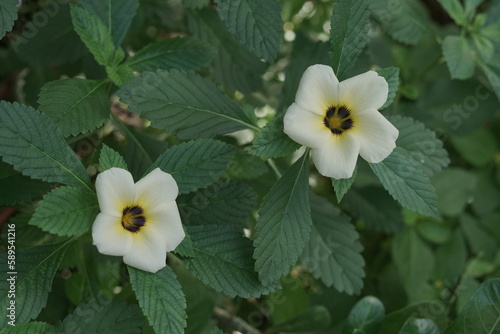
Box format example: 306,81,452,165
123,226,168,273
284,103,331,149
92,213,133,256
338,70,388,112
353,109,399,163
311,134,360,179
135,168,179,211
295,64,340,115
95,168,135,217
148,201,185,251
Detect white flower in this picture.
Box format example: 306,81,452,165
284,64,399,179
92,167,185,273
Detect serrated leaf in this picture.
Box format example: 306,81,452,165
216,0,282,63
99,144,128,171
302,193,364,294
249,114,301,158
178,181,257,227
106,63,134,86
0,160,50,206
0,242,71,327
253,152,311,286
148,139,236,194
399,317,440,334
389,116,449,177
377,67,400,109
0,0,18,40
29,186,99,237
332,167,357,202
443,35,475,80
128,266,187,334
127,37,215,72
369,151,439,218
80,0,139,46
173,230,195,258
38,79,109,137
0,322,54,334
437,0,466,26
444,279,500,334
330,0,370,80
183,225,279,297
0,101,92,191
227,150,269,180
118,69,255,139
343,296,385,334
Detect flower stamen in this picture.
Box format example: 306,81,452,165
121,205,146,233
323,105,354,135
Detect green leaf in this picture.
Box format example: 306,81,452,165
184,0,210,9
302,193,365,294
433,230,467,282
389,116,450,177
216,0,282,63
369,151,439,218
330,0,370,80
148,139,236,194
0,160,50,206
178,181,257,227
0,101,92,191
465,0,483,15
38,79,109,137
249,114,301,158
416,220,451,245
29,186,99,237
379,301,447,334
80,0,139,46
269,306,331,333
173,230,195,258
377,67,400,110
128,266,187,334
0,242,71,327
118,69,255,139
477,61,500,101
432,168,476,217
399,317,440,334
443,35,475,80
106,63,134,86
253,152,312,286
70,5,124,68
472,34,494,62
450,128,498,167
343,296,385,334
0,0,18,40
460,214,497,260
0,322,54,334
99,144,128,171
444,279,500,334
437,0,466,25
183,225,278,297
227,150,269,180
127,37,215,72
332,167,357,202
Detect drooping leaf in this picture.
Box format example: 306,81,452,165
99,144,128,171
118,69,255,139
0,101,92,191
253,152,312,286
183,225,279,297
0,160,50,206
343,296,385,334
38,79,109,137
302,193,365,295
216,0,282,63
443,35,475,80
0,322,54,334
148,139,236,194
377,67,400,110
249,114,301,158
128,266,187,334
332,167,357,203
0,0,18,40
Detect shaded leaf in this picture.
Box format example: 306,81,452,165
0,0,18,40
332,167,357,203
99,144,128,171
377,67,400,110
443,35,474,80
399,317,440,334
249,114,300,158
0,322,54,334
343,296,385,334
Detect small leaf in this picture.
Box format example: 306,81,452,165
99,144,128,171
437,0,467,26
377,67,400,109
472,34,494,62
442,35,475,80
332,167,357,202
399,317,440,334
465,0,483,15
343,296,385,334
0,0,18,40
0,322,54,334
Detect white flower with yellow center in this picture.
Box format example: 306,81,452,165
92,167,185,273
284,64,399,179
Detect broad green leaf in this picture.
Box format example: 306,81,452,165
465,0,483,15
450,128,498,167
0,0,18,40
379,301,447,334
472,34,494,62
253,152,312,286
0,160,50,206
460,214,497,261
332,167,357,203
99,144,128,171
29,186,99,237
399,317,440,334
0,101,92,191
377,67,400,110
128,266,187,334
105,63,133,86
216,0,282,63
183,225,278,297
38,79,109,137
249,114,301,158
148,139,236,194
118,69,255,139
416,220,451,245
70,5,124,68
437,0,466,25
269,306,331,333
330,0,370,80
178,181,257,227
443,35,475,80
0,242,71,327
369,151,439,218
343,296,385,334
227,150,269,180
432,168,476,217
302,193,365,294
80,0,139,46
0,322,54,334
444,279,500,334
127,37,215,72
389,116,450,177
173,230,195,258
1,213,45,248
433,230,467,282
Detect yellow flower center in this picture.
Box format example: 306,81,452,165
323,106,354,135
121,205,146,233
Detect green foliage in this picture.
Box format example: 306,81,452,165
332,167,357,202
377,67,400,109
343,296,385,334
432,168,476,216
0,160,50,206
99,144,128,171
0,0,18,40
269,305,331,333
0,322,54,334
399,317,440,334
437,0,467,26
249,114,301,158
450,128,498,167
442,36,475,80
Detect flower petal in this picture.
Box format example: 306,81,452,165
148,201,185,251
95,168,135,217
295,64,340,114
311,133,360,179
353,109,399,163
123,227,168,273
339,70,388,112
284,103,331,149
135,168,179,211
92,213,133,256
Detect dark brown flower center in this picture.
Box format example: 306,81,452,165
323,106,354,135
121,205,146,233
